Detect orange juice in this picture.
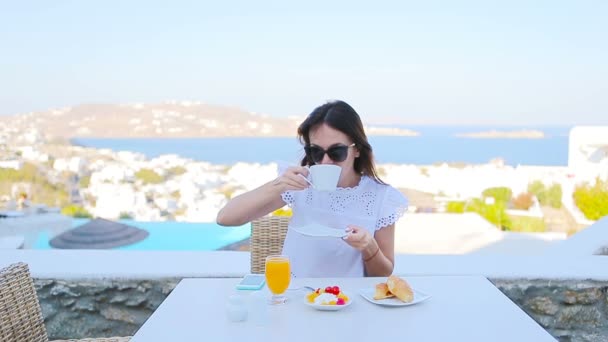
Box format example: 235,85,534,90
265,256,291,295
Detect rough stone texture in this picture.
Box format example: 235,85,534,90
595,246,608,256
35,278,179,340
35,278,608,341
493,279,608,342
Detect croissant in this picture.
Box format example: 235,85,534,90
373,282,395,300
386,275,414,303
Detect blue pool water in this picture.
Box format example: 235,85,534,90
33,219,251,251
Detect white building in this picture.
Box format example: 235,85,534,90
568,126,608,183
53,157,88,175
0,160,22,170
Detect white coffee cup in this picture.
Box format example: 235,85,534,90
309,165,342,191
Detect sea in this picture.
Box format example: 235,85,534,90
71,125,572,166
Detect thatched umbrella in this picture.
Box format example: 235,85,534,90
49,218,149,249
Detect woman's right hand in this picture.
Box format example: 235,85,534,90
272,166,310,192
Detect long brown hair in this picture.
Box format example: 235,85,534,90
297,100,385,185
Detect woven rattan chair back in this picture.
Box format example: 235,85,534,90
0,262,48,342
0,262,131,342
250,216,290,274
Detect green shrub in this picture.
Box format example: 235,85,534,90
573,179,608,220
544,184,563,208
0,163,38,182
169,166,187,176
0,163,69,207
446,201,465,213
465,198,512,230
79,175,91,188
119,212,133,219
512,193,534,210
135,169,163,184
61,204,92,218
482,187,512,204
528,180,545,196
528,181,562,208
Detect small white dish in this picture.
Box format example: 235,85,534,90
292,223,347,238
358,288,431,307
304,291,353,311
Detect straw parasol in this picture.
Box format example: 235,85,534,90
49,218,149,249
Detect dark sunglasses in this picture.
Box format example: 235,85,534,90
304,143,355,163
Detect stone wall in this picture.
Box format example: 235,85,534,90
35,278,179,340
35,278,608,341
494,279,608,342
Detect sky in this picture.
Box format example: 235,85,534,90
1,0,607,125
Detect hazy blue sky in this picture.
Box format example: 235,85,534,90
1,0,607,125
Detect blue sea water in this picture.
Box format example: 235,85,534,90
34,219,251,251
73,125,572,166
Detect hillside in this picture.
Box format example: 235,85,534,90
0,101,421,139
0,101,302,138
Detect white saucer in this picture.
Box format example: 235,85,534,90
292,223,347,238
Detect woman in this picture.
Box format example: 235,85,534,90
217,100,407,277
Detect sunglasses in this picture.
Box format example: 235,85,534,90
304,143,355,163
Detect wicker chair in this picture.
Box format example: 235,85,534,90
0,262,131,342
250,216,290,274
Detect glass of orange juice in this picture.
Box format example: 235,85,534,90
265,255,291,305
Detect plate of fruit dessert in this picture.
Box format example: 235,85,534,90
305,285,352,311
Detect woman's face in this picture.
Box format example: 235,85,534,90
308,123,359,171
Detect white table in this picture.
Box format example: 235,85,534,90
131,276,556,342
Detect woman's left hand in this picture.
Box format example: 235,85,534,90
342,225,374,251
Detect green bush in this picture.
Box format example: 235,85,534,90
119,212,133,219
544,184,563,208
446,201,465,213
79,175,91,188
61,204,93,218
169,166,187,176
135,169,163,184
482,187,512,204
573,179,608,220
528,181,544,197
465,198,512,230
528,181,562,209
0,163,38,182
0,163,69,207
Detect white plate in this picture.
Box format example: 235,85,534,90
358,287,431,307
292,223,347,238
304,291,353,311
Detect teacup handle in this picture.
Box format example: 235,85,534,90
299,174,314,187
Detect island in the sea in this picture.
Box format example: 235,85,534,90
455,129,545,139
0,101,420,138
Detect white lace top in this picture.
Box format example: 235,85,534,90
280,175,408,277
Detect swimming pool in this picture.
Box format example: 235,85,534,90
33,219,251,251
